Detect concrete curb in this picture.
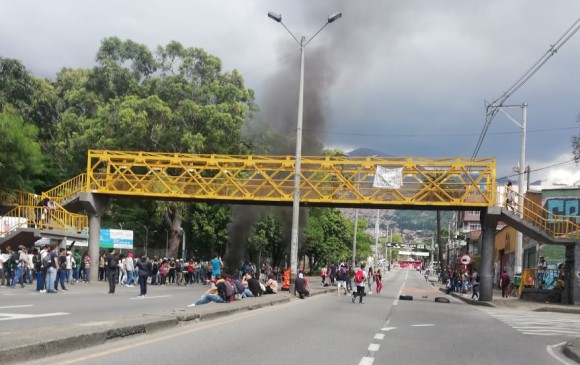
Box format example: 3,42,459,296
437,287,495,307
1,286,336,365
563,338,580,364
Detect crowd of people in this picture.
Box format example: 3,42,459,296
0,244,90,292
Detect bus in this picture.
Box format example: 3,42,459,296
399,259,422,269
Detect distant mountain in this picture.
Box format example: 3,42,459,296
346,147,390,157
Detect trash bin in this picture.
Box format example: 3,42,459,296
514,275,521,287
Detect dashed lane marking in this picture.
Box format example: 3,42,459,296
368,343,380,352
412,324,435,327
374,333,385,340
358,357,374,365
380,327,396,332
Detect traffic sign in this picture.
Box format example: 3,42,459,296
460,254,471,265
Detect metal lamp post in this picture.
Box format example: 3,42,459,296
489,103,527,275
268,10,342,292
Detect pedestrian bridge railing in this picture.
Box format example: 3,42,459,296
503,188,580,239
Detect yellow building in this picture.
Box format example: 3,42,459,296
494,225,517,284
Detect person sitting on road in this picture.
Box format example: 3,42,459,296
263,273,278,294
188,274,227,307
245,272,263,297
295,272,310,299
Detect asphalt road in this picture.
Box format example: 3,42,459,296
21,269,576,365
0,281,207,332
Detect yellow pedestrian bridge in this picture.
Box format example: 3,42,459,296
1,150,579,240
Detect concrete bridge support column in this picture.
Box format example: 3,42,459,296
80,193,109,283
565,242,579,304
480,208,500,302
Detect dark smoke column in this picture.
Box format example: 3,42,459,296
267,10,342,293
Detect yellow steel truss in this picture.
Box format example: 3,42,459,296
86,150,496,208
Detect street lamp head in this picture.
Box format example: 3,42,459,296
268,11,282,22
328,12,342,23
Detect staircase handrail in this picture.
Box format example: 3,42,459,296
42,174,87,204
0,204,88,237
503,188,580,239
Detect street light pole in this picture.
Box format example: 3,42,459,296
268,11,342,292
491,103,527,275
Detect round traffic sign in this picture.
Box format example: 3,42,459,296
460,254,471,265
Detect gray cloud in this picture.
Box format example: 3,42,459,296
1,0,579,184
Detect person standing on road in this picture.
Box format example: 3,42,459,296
336,264,348,296
125,253,135,287
107,249,119,294
352,264,367,304
210,253,223,281
10,245,28,288
500,270,510,298
45,245,58,293
471,269,480,300
375,268,383,294
136,255,152,297
367,267,374,295
54,248,68,291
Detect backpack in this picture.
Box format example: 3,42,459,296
9,252,20,265
338,269,346,281
59,255,67,269
475,274,480,283
354,270,364,283
233,279,245,295
224,280,235,299
41,252,52,268
108,256,118,269
216,281,230,302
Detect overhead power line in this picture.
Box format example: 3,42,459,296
497,158,577,181
472,16,580,159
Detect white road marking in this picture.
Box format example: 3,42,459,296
368,343,380,352
374,333,384,340
130,295,171,300
482,308,580,337
381,327,396,332
412,324,435,327
359,357,374,365
0,312,69,321
547,342,576,365
0,305,34,309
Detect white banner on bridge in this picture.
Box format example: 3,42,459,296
373,166,403,189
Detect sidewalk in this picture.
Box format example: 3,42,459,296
431,279,580,363
0,277,335,365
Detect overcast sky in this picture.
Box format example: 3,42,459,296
1,0,579,186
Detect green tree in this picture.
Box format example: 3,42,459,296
247,213,285,268
0,110,44,193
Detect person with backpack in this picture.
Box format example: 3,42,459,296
44,245,58,293
471,269,480,300
135,255,152,297
54,248,68,291
336,264,348,296
352,264,367,304
10,245,28,289
107,249,119,294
